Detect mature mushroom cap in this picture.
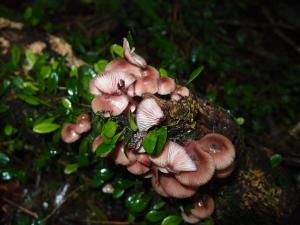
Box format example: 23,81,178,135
92,135,103,152
150,141,197,173
123,38,147,68
112,144,136,166
136,153,151,167
89,70,135,95
127,161,150,175
191,196,215,219
105,58,142,77
215,163,235,178
136,98,164,131
74,113,91,134
134,72,159,96
196,133,236,170
151,175,169,197
159,175,197,199
175,141,215,186
157,77,176,95
91,94,129,117
171,85,190,101
61,124,80,143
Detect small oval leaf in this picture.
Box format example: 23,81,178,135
33,123,60,134
186,66,204,84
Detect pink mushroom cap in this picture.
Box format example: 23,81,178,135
196,133,236,170
171,86,190,101
112,144,136,166
157,77,176,95
215,163,235,178
123,38,147,69
91,94,129,117
61,123,80,143
74,113,91,134
136,98,164,132
180,207,200,224
151,175,169,197
175,141,215,187
127,161,150,175
105,58,142,77
134,66,159,96
191,196,215,219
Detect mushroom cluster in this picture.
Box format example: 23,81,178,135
61,38,237,223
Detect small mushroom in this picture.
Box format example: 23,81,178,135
190,196,215,219
134,66,159,96
151,175,169,197
157,77,176,95
91,94,129,117
215,163,235,178
175,141,215,187
61,124,81,143
74,113,91,134
159,174,197,199
89,70,135,95
112,144,136,166
123,38,147,68
196,133,235,170
127,161,150,175
105,58,142,77
150,141,197,173
180,207,200,224
136,98,164,131
171,86,190,101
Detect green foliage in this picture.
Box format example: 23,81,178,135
143,126,168,155
270,154,283,168
186,66,204,84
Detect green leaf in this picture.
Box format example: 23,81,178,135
11,45,21,66
112,188,125,199
69,65,78,77
96,130,123,156
143,130,158,154
161,215,182,225
4,124,14,136
99,168,114,181
159,68,169,77
94,59,108,73
61,97,72,109
39,65,52,80
102,121,118,138
203,217,214,225
17,94,40,106
270,154,283,168
110,44,124,58
146,210,168,223
155,126,167,155
25,49,37,68
153,201,166,210
0,103,9,113
0,151,10,165
33,123,60,134
64,163,79,174
128,111,138,131
23,82,39,92
127,31,134,48
186,66,204,84
125,192,150,213
236,117,245,126
47,71,59,93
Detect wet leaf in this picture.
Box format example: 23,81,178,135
186,66,204,84
99,168,114,181
110,44,124,58
153,201,166,210
125,192,150,213
113,188,125,199
94,59,108,73
64,163,79,174
17,94,40,106
143,130,158,154
96,130,123,156
146,210,168,223
61,97,72,109
33,122,60,134
155,126,167,155
270,154,283,168
102,121,118,138
161,215,182,225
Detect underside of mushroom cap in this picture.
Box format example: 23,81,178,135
196,133,235,170
127,161,150,175
136,97,164,131
61,123,80,143
180,207,200,224
90,70,136,95
159,174,197,199
175,141,215,186
151,175,169,197
112,143,136,166
191,195,215,219
105,58,142,77
123,38,147,68
215,162,235,178
91,94,129,117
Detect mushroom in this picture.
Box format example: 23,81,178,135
159,174,197,199
134,66,159,96
127,161,150,175
112,144,136,166
105,58,142,77
89,70,135,95
74,113,91,134
92,135,103,153
175,141,215,187
180,207,200,224
190,196,215,219
136,98,164,131
61,123,80,143
91,94,129,117
157,77,176,95
171,85,190,101
196,133,235,170
123,38,147,68
102,183,114,194
150,141,197,173
215,163,235,178
136,153,151,167
151,175,169,197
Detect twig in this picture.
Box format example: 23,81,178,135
0,197,38,219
